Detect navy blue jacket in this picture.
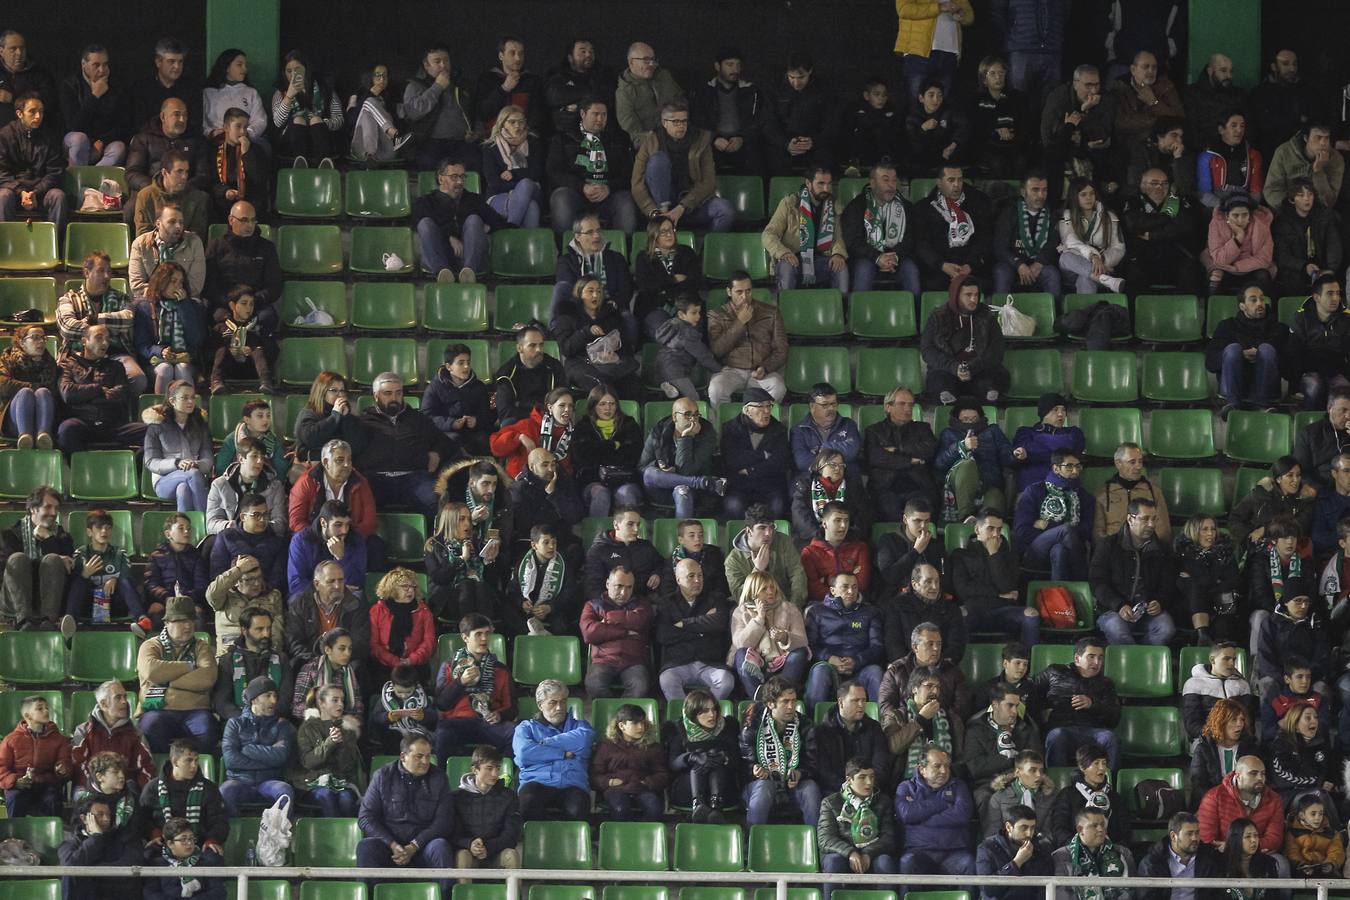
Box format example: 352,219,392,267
804,595,884,669
359,760,455,848
989,0,1072,54
421,364,494,445
1011,423,1085,492
935,422,1015,492
975,833,1055,900
208,524,288,585
553,246,633,307
1013,477,1095,554
145,540,209,608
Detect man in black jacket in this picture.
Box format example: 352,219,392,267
841,162,920,295
125,97,203,194
992,172,1062,298
953,509,1036,647
449,745,523,870
0,31,59,128
544,39,614,135
873,498,947,605
413,159,512,285
1206,286,1291,417
59,44,130,166
545,97,637,236
0,485,73,630
864,388,938,521
1120,166,1204,293
815,679,891,793
59,793,143,900
211,607,293,721
691,47,763,174
1293,386,1350,493
878,623,974,726
422,343,493,456
0,92,66,232
1029,636,1121,769
914,165,995,292
1136,812,1225,900
475,36,548,136
493,324,566,427
56,324,147,453
1090,498,1177,647
204,201,282,327
1287,274,1350,413
509,449,583,560
355,372,457,518
654,557,733,700
761,53,839,176
974,803,1055,900
921,275,1009,404
583,506,667,599
129,37,202,137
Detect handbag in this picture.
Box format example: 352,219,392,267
598,465,637,487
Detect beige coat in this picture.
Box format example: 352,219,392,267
631,128,717,216
761,193,849,261
1093,474,1173,544
137,633,218,713
205,563,285,652
127,230,205,301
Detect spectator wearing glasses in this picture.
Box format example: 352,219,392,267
1121,166,1204,295
632,102,734,232
1090,499,1177,647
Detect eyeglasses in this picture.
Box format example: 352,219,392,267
576,228,602,236
662,117,689,125
1057,463,1083,471
631,56,657,64
674,410,698,418
241,511,267,519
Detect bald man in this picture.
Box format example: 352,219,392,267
510,447,582,556
614,41,685,146
1184,53,1245,147
654,557,734,700
638,398,724,519
1196,755,1287,857
204,200,282,329
126,96,203,192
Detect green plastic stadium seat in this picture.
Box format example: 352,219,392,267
1206,295,1238,336
1080,465,1113,497
703,233,770,281
784,346,850,395
832,892,897,900
495,284,553,331
1277,296,1303,326
581,515,612,550
298,883,366,900
376,513,426,562
961,643,1006,685
1005,350,1064,399
1002,406,1039,436
850,291,916,338
675,825,750,874
291,817,361,867
68,509,134,555
490,228,557,278
919,291,947,330
855,404,887,431
837,176,867,208
230,882,294,900
767,176,801,206
1232,467,1265,505
1159,468,1225,519
592,697,660,739
1025,581,1094,634
276,168,342,217
0,631,65,682
6,881,62,900
1223,410,1291,464
563,229,627,258
1079,408,1142,458
517,696,584,721
1062,293,1130,341
0,276,57,323
1105,645,1173,698
1142,352,1210,402
1071,351,1137,403
0,448,63,497
905,893,968,900
208,393,267,442
70,449,137,500
513,635,584,685
279,337,347,384
1119,706,1182,757
1003,292,1056,339
524,820,592,869
435,633,508,670
424,283,489,332
1030,643,1075,673
1294,410,1322,436
453,886,506,900
856,347,922,397
0,221,60,271
1135,294,1203,342
346,170,411,219
530,889,595,900
748,824,818,873
279,281,348,328
599,820,668,870
353,337,419,386
351,226,415,274
352,282,416,330
629,228,695,263
651,518,719,555
0,817,63,864
65,221,130,268
1148,409,1216,459
1180,646,1247,677
780,289,845,337
0,690,64,733
277,225,344,275
714,174,765,222
62,166,130,217
69,631,139,682
908,178,937,201
222,817,261,865
605,889,666,900
752,891,819,900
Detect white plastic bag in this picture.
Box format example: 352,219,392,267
255,793,293,866
994,294,1036,337
293,297,335,327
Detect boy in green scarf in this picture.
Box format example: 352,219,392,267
817,758,897,900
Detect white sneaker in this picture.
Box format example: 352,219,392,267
436,268,456,284
1097,274,1124,293
985,390,1000,402
382,252,406,272
59,614,77,641
526,617,549,635
458,267,476,284
391,134,413,153
660,382,681,399
939,391,956,405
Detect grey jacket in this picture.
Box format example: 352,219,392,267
653,316,721,383
205,462,287,536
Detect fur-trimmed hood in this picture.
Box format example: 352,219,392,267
434,456,514,509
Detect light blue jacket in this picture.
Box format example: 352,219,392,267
512,712,595,791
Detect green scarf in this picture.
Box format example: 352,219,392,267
318,657,359,712
440,536,485,583
377,681,428,736
538,413,573,462
517,550,565,604
451,648,497,718
1269,545,1302,604
755,710,801,775
838,783,880,846
161,842,203,890
810,476,844,521
683,710,725,743
142,631,197,711
155,298,187,354
156,776,204,828
1066,834,1127,900
862,186,905,252
465,485,494,545
576,131,608,183
18,516,39,560
1014,199,1049,258
1040,479,1081,525
1153,191,1181,218
904,698,952,776
154,235,180,264
941,439,979,523
796,184,835,285
231,648,283,709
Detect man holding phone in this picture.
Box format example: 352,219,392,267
1089,498,1177,646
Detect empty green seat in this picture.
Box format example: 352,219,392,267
1148,409,1216,459
351,226,415,274
1005,349,1064,399
1135,294,1203,342
69,631,139,682
529,888,595,900
513,635,583,685
1071,351,1137,403
4,880,61,900
0,221,60,271
1277,296,1303,326
222,817,261,866
1079,408,1142,458
605,889,666,900
352,282,416,329
453,886,506,900
591,697,660,738
1030,642,1075,673
231,882,295,900
424,282,489,332
279,337,347,384
276,168,342,217
850,290,916,338
714,174,765,222
837,176,867,208
961,643,1006,684
599,820,668,870
780,289,845,336
908,177,937,201
491,228,557,278
919,291,947,329
346,170,411,219
767,176,802,205
495,284,553,331
65,221,129,268
856,347,921,397
353,337,419,387
1205,295,1238,336
1224,410,1291,464
1232,466,1265,505
298,883,366,900
0,817,63,863
70,449,137,500
832,892,896,900
784,346,850,395
703,233,769,281
1142,352,1210,402
0,631,65,682
524,820,592,869
376,513,426,562
1025,581,1094,633
0,276,56,322
277,225,344,275
747,824,817,873
0,690,64,733
1002,406,1039,436
1105,645,1173,698
1118,705,1182,757
0,448,63,497
291,817,361,867
1159,468,1225,519
279,281,348,328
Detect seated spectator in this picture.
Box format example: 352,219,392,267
202,50,266,143
1191,697,1259,799
953,508,1037,647
425,501,497,623
285,560,370,670
725,504,807,607
448,744,522,870
817,679,890,795
433,613,515,757
1176,514,1243,644
286,500,367,599
368,664,432,757
906,81,969,172
842,76,903,172
551,212,634,322
1183,643,1256,742
413,159,509,285
983,748,1055,838
653,293,721,402
790,449,871,547
1052,808,1135,898
1030,636,1120,769
1295,389,1350,494
841,162,919,295
923,278,1009,404
634,216,706,338
1015,449,1095,582
71,680,155,790
761,52,838,175
1112,49,1183,142
133,146,207,240
707,272,788,409
140,740,227,853
992,172,1062,298
208,287,277,397
1287,276,1350,413
730,571,808,697
1263,659,1328,745
219,675,295,817
58,251,146,396
206,435,286,537
879,617,973,712
1185,53,1243,156
551,276,641,398
211,606,290,721
655,558,733,700
1256,593,1328,702
291,627,365,732
0,693,71,816
764,166,849,293
721,392,791,520
127,95,203,196
1283,792,1344,875
203,201,282,328
57,324,148,454
885,561,969,666
59,791,142,900
1094,442,1173,544
864,388,938,521
1091,498,1176,646
401,44,478,171
915,166,994,292
615,42,685,146
144,816,226,900
1011,394,1082,493
439,456,512,563
504,524,581,638
493,325,567,427
975,803,1056,900
1265,699,1341,817
270,51,343,166
481,104,544,228
208,492,287,584
1197,756,1286,854
356,371,454,519
146,512,207,619
422,343,494,457
203,107,267,219
632,101,733,232
0,93,67,233
672,516,728,591
0,485,73,630
543,36,613,133
0,324,58,451
1265,125,1341,210
741,675,821,824
1206,286,1290,418
1049,742,1130,849
133,262,206,394
1231,462,1316,552
60,508,144,634
136,596,218,752
690,46,760,173
581,566,656,698
639,397,723,518
214,399,286,488
1312,454,1350,555
804,571,883,707
1126,116,1195,197
584,505,665,596
1056,177,1126,294
1202,193,1275,297
971,688,1046,823
59,44,129,166
513,679,595,820
590,702,668,821
791,383,860,475
874,499,946,605
546,96,638,235
1273,177,1341,298
818,757,897,899
144,381,212,513
357,734,455,882
664,689,740,822
292,683,365,817
895,745,975,877
883,663,966,783
969,56,1031,176
1121,166,1204,294
368,568,436,684
800,505,872,605
1197,109,1264,209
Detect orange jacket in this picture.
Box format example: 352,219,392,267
0,721,73,788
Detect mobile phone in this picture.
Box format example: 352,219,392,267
486,528,500,543
291,66,305,86
1132,601,1148,618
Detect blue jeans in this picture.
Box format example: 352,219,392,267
1023,524,1089,581
219,778,294,817
2,387,55,437
1097,610,1177,646
823,852,898,900
152,362,196,396
307,786,360,817
776,257,849,292
744,776,822,826
65,575,145,620
850,257,921,294
1299,372,1349,411
805,661,883,708
1220,343,1281,405
604,789,664,821
1045,726,1120,770
155,468,209,513
583,481,644,518
966,605,1040,647
642,468,714,518
659,661,736,700
900,51,958,111
63,132,127,166
734,647,809,698
417,215,489,275
549,186,639,235
434,716,516,763
366,471,438,518
993,261,1063,299
57,419,147,454
1009,52,1062,117
0,186,67,234
488,178,542,228
643,151,735,232
137,709,217,753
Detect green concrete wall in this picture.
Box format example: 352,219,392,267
206,0,279,90
1188,0,1262,87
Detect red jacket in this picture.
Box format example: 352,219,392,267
434,662,515,721
0,721,73,788
70,709,155,788
489,407,575,479
286,465,378,536
799,537,873,604
580,595,655,668
1197,769,1285,852
368,598,437,669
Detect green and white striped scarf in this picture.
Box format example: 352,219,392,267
754,711,800,775
142,631,197,711
904,698,952,776
156,776,204,828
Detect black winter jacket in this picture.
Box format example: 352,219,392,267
546,127,633,193
1136,840,1225,900
951,539,1021,616
60,73,130,143
583,530,668,598
692,78,764,141
1206,311,1292,372
863,418,937,496
653,582,731,671
1188,734,1259,798
1294,418,1350,494
421,364,494,446
720,413,791,496
0,119,63,194
921,299,1006,379
354,404,456,477
1089,527,1175,616
874,529,948,610
1287,300,1350,382
974,833,1056,900
450,775,523,856
203,233,283,309
1273,204,1342,283
815,706,892,794
411,188,511,238
913,185,995,273
762,77,839,155
1049,774,1130,848
992,202,1059,268
1029,664,1121,730
841,192,916,265
571,415,644,486
882,589,968,666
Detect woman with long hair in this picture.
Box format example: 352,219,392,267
728,570,808,697
1057,177,1125,294
345,63,412,164
1221,818,1278,897
1189,697,1260,797
662,689,739,821
293,371,367,464
1266,699,1343,822
481,104,543,227
143,379,212,512
550,275,641,399
134,262,205,394
589,703,668,821
203,49,267,146
1230,456,1317,549
270,50,344,167
0,324,58,449
571,384,644,517
425,501,496,621
633,214,704,338
1175,514,1244,643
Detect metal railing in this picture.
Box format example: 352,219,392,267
0,865,1343,900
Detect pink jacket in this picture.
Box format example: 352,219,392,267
1203,206,1275,275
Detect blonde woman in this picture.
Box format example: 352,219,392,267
729,570,808,696
481,104,543,227
425,501,496,621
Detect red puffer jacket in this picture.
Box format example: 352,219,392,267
0,721,73,788
1197,769,1285,852
580,595,655,668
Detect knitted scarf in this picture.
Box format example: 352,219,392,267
796,184,835,284
810,476,844,521
161,842,203,891
838,782,880,846
538,413,573,461
1065,834,1127,900
683,710,725,743
441,536,485,583
142,631,197,711
495,134,529,170
1040,474,1082,525
317,657,359,712
464,485,494,545
377,681,428,735
18,516,39,560
451,648,497,719
571,243,609,293
154,298,187,353
862,186,906,252
931,193,974,248
656,128,694,198
231,647,282,708
216,142,245,197
1269,545,1302,604
904,698,952,775
755,711,801,775
517,550,565,604
941,436,979,523
154,234,181,264
986,711,1018,758
576,131,608,182
1014,199,1050,258
382,598,416,658
156,776,204,828
1076,779,1113,818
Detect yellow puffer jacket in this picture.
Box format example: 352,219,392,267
894,0,975,57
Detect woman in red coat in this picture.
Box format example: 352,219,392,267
368,567,436,684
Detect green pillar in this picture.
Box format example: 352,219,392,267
1187,0,1262,88
206,0,280,93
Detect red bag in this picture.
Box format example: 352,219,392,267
1036,586,1077,629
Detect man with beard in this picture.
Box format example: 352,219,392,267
1249,49,1320,159
475,36,547,135
921,276,1007,404
356,372,456,518
692,47,762,173
493,324,566,427
129,202,204,299
132,140,208,236
1090,498,1177,646
0,485,74,630
1206,286,1291,419
842,162,919,295
544,38,613,134
1186,54,1245,147
211,607,292,722
763,165,847,292
56,324,148,453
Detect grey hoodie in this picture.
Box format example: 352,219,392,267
654,316,720,382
